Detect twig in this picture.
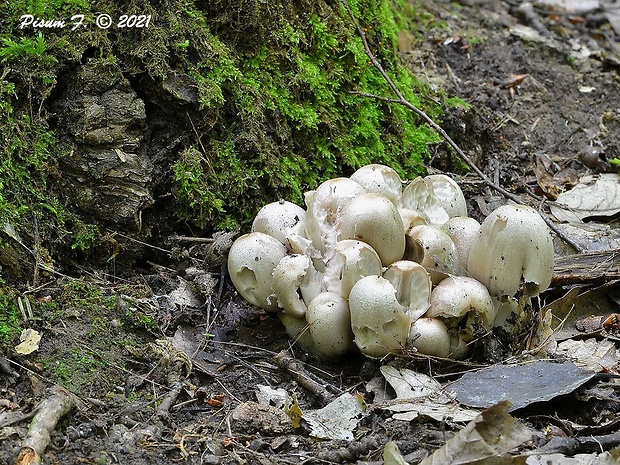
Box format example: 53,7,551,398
339,0,580,252
156,381,185,418
14,386,75,465
173,235,216,243
273,350,338,405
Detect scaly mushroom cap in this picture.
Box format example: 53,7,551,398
407,317,451,358
350,163,403,206
323,240,383,298
467,204,554,298
426,276,496,342
349,275,413,358
251,200,306,248
338,193,405,266
227,232,287,311
306,292,354,359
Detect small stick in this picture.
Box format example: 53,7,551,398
14,386,75,465
273,350,336,405
156,381,185,418
173,235,216,244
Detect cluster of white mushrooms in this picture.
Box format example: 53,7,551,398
227,164,554,360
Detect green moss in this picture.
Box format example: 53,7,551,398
44,349,107,392
121,308,158,332
0,288,22,348
162,0,448,229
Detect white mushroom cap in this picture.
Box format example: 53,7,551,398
383,260,432,321
402,176,450,225
348,275,413,358
443,216,481,266
425,174,468,218
251,200,306,247
467,204,554,297
303,178,366,258
405,224,463,284
399,208,427,234
426,276,496,342
272,254,321,318
227,232,288,311
337,192,405,266
350,163,403,206
306,292,354,359
407,317,451,358
323,240,383,298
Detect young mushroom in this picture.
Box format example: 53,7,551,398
405,224,463,284
425,174,468,218
251,200,306,248
337,192,405,266
443,216,481,267
278,312,317,355
323,240,383,298
348,275,413,358
306,292,354,359
350,163,403,206
271,254,321,318
303,177,366,261
402,176,450,225
227,232,287,311
383,260,432,321
426,276,496,344
407,317,451,358
467,204,554,298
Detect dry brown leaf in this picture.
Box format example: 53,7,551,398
418,401,530,465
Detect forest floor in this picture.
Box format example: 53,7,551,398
2,0,620,464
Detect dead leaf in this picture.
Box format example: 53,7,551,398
302,393,366,440
384,441,408,465
550,174,620,223
14,329,41,355
498,74,529,89
379,366,480,423
525,452,618,465
605,2,620,35
255,384,289,409
284,393,302,429
551,339,617,372
418,401,531,465
380,366,440,399
447,361,596,411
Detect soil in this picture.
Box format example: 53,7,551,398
2,1,620,464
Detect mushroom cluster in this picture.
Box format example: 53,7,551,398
227,164,554,360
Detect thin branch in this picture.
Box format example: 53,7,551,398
339,0,583,252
